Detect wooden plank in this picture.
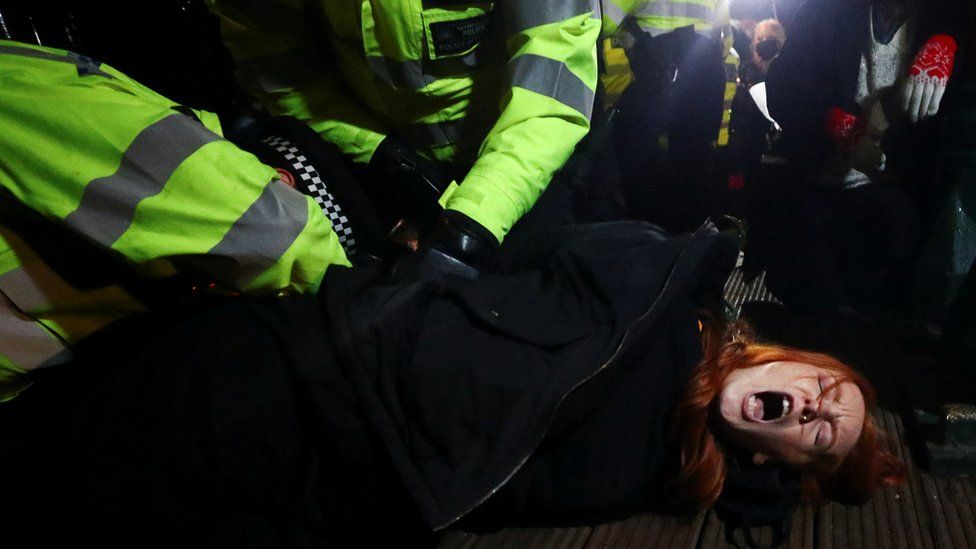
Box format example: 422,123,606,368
948,478,976,548
932,476,971,549
921,474,958,549
876,425,910,549
819,502,834,549
697,509,727,549
583,519,624,548
861,489,882,549
438,529,480,549
831,501,847,549
846,503,864,549
680,511,708,549
960,480,976,548
882,484,912,549
888,410,936,549
755,525,773,548
651,513,680,548
547,526,592,549
632,515,665,549
787,506,804,549
617,514,664,549
801,504,815,549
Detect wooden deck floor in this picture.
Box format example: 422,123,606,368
438,409,976,549
438,270,976,549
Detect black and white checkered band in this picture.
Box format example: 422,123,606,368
262,135,357,257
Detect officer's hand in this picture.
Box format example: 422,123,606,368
392,210,500,283
369,138,450,230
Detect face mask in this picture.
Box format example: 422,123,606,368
756,38,780,61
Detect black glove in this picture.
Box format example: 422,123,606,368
392,210,500,282
368,138,451,230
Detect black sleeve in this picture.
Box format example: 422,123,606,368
765,0,864,158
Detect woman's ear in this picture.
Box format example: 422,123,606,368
752,453,770,465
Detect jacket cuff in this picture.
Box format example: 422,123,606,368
444,171,523,244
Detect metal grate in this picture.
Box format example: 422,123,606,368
723,268,780,318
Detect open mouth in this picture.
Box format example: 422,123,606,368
743,391,793,422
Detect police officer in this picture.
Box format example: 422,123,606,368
207,0,603,270
0,40,349,400
600,0,734,233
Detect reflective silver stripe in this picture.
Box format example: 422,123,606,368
368,49,484,90
506,0,599,34
0,44,113,78
637,22,709,37
0,268,50,312
401,117,468,147
508,54,594,119
635,1,713,22
0,292,73,371
65,114,221,246
601,1,628,27
206,181,309,289
368,56,431,90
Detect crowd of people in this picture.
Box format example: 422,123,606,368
0,0,972,546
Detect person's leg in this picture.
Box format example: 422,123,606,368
8,299,413,547
832,184,920,312
761,182,851,311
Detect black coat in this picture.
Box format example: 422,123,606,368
325,222,737,530
4,222,736,547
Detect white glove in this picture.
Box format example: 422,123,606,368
901,35,958,124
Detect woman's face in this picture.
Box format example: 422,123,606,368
717,361,866,466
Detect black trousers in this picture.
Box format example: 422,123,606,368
611,31,727,234
760,180,921,313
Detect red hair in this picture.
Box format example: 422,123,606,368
674,321,906,508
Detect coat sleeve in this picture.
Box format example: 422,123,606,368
765,0,856,154
207,0,389,164
443,1,602,243
0,40,347,296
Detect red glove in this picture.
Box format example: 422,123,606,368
825,107,886,175
902,34,958,123
825,107,867,151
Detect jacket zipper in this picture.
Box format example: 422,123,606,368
437,226,710,529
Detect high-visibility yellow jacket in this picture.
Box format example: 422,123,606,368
601,0,719,38
599,0,734,143
0,40,348,400
718,45,740,146
208,0,602,243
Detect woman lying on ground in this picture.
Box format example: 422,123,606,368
3,219,905,548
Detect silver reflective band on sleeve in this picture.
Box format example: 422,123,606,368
506,0,600,34
65,114,222,247
368,49,484,91
206,181,310,289
636,1,714,22
508,54,594,119
0,44,114,79
0,267,51,313
601,1,628,28
369,56,431,90
0,292,73,371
